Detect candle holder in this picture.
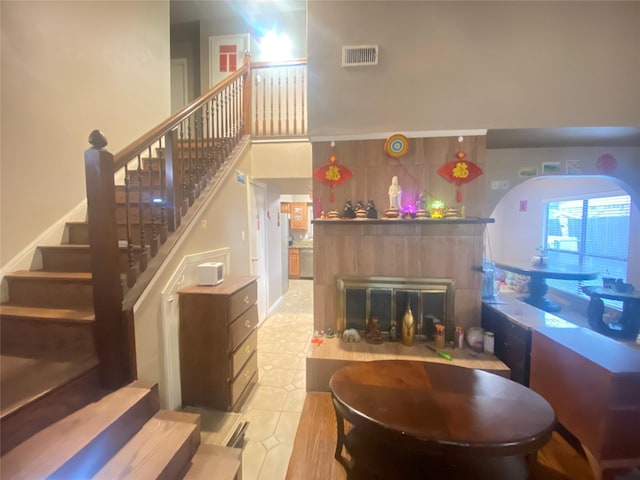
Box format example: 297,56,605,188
430,200,445,219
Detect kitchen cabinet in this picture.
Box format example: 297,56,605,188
481,303,532,386
289,248,300,278
280,202,290,214
178,276,258,412
291,202,308,230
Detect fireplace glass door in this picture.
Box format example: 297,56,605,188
337,276,455,340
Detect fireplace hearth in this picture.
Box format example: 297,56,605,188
337,276,455,341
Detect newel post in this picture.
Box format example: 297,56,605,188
84,130,134,389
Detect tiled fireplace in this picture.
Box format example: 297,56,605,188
313,218,493,340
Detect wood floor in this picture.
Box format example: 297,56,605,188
286,392,596,480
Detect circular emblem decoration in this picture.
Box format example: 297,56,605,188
384,134,409,158
596,153,617,174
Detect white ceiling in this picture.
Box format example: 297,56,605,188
170,0,306,25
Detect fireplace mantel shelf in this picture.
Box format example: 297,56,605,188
312,217,494,225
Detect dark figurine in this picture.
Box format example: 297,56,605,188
365,315,384,344
342,200,356,219
366,200,378,219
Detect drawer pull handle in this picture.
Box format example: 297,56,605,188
245,345,251,354
244,319,251,328
244,370,250,379
243,295,250,304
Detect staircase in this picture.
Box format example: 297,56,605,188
0,62,252,474
0,380,242,479
1,236,104,454
0,143,233,448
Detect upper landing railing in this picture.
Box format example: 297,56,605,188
251,59,307,138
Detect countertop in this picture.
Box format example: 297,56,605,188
484,291,640,351
483,291,581,331
290,241,313,249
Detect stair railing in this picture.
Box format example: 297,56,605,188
251,59,307,138
84,62,251,389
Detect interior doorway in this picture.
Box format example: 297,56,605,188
170,58,188,113
248,180,268,324
208,33,250,88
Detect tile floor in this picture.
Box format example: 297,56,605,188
195,279,314,480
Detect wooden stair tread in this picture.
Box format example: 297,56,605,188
93,411,200,479
39,244,137,251
0,305,95,323
0,381,158,479
3,270,92,281
183,443,242,480
0,353,99,415
38,244,91,251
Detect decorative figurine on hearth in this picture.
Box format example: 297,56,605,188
385,176,403,219
388,176,402,209
342,200,356,219
342,328,361,342
366,200,378,219
389,321,398,341
415,194,429,219
365,315,384,344
401,302,415,346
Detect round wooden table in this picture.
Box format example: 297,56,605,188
330,360,556,479
494,260,598,313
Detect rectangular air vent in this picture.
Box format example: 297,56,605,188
342,45,379,67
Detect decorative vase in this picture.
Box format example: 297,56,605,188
401,303,415,346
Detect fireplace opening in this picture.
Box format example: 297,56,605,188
337,276,455,341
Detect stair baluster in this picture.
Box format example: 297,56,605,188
123,166,138,288
136,155,148,272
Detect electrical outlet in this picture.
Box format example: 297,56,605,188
491,181,500,190
201,220,207,230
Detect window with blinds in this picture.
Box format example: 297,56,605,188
544,194,631,308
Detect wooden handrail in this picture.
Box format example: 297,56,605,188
250,58,307,69
113,64,250,170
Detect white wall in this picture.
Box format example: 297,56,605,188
484,147,640,217
1,0,171,266
484,146,640,288
307,1,640,137
487,176,639,287
265,186,286,311
251,141,312,179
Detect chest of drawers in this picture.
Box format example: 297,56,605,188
178,275,258,411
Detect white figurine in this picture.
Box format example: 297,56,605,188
388,175,403,209
342,328,361,342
